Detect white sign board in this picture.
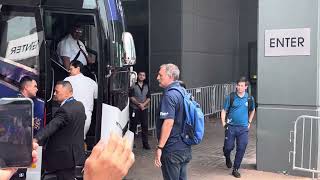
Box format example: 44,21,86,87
5,33,39,61
265,28,310,56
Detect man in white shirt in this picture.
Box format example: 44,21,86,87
64,60,98,139
57,24,94,70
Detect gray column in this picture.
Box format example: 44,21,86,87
181,0,240,88
149,0,182,92
257,0,319,177
149,0,242,91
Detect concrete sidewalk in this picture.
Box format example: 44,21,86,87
126,119,311,180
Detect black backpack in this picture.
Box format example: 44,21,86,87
227,92,254,114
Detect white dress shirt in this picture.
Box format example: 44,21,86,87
64,73,98,139
57,34,88,66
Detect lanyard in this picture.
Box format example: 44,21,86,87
61,97,75,106
65,97,75,103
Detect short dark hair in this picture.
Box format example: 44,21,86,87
138,71,146,75
56,81,73,93
71,24,82,31
236,76,249,86
70,60,84,72
19,76,35,91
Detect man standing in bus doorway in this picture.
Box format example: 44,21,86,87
129,71,151,150
34,81,86,180
154,64,192,180
57,24,95,70
64,60,98,142
10,76,38,180
221,77,255,178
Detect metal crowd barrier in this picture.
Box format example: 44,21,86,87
145,83,236,135
148,92,162,136
289,115,320,179
213,83,237,118
186,86,216,117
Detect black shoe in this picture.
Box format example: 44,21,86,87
225,157,232,168
143,144,151,150
232,169,241,178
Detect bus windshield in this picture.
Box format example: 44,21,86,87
0,6,41,85
105,0,125,67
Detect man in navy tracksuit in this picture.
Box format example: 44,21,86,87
221,77,255,178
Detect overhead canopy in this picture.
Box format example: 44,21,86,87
0,0,40,7
0,0,96,9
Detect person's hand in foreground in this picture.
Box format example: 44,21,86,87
0,142,39,180
84,133,135,180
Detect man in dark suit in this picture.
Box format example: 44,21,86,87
34,81,86,180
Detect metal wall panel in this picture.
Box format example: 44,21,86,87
257,0,320,177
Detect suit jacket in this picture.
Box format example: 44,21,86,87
35,99,86,171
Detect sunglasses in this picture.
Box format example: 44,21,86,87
74,29,83,34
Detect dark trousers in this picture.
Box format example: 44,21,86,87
56,168,75,180
129,108,149,145
43,168,75,180
160,149,192,180
223,125,249,170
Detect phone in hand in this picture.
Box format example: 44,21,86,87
0,98,34,168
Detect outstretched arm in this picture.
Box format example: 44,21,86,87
62,56,71,70
34,109,68,143
84,133,135,180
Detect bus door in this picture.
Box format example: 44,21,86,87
43,10,100,83
43,9,102,147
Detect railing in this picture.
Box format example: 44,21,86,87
187,86,216,117
289,115,320,179
145,83,236,135
212,83,237,118
148,92,161,136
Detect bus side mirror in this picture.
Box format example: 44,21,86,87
122,32,136,66
129,66,137,87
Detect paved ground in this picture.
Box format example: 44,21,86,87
125,118,311,180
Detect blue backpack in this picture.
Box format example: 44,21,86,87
169,87,205,145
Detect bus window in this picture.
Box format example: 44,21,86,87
83,0,97,9
0,7,41,85
109,70,129,110
105,0,125,67
111,22,124,67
